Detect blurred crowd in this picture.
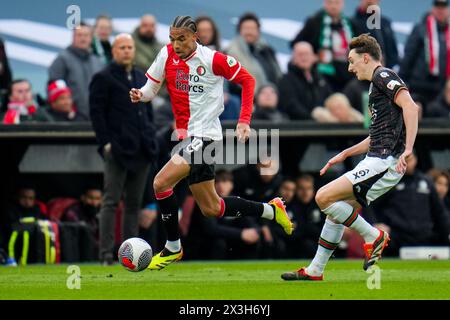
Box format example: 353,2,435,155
3,0,450,124
1,0,450,265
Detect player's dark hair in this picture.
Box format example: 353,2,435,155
349,33,382,61
171,15,197,33
237,12,260,33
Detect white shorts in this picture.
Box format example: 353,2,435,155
344,155,404,207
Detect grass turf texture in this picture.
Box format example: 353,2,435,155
1,259,449,300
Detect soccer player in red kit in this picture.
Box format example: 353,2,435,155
130,16,293,270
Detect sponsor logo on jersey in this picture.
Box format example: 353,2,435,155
196,65,206,76
175,70,205,93
173,58,180,65
227,55,237,67
387,80,401,90
380,72,389,78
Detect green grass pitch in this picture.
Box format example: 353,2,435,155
1,259,449,300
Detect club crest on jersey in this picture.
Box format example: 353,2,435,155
227,55,237,67
196,65,206,76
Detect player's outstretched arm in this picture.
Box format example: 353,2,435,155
129,79,162,103
320,136,370,176
394,89,419,174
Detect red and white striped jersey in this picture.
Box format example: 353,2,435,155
145,43,255,140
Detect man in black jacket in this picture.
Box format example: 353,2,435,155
290,0,360,91
89,33,158,264
352,0,399,69
399,0,450,111
278,42,333,176
278,42,333,120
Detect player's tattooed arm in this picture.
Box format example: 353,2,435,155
394,89,419,174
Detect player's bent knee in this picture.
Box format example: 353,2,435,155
153,176,167,194
315,188,330,210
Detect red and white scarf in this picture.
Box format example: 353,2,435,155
2,101,37,124
425,14,450,77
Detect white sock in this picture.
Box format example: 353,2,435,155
323,201,379,243
165,239,181,252
261,203,274,220
350,216,380,243
306,219,344,276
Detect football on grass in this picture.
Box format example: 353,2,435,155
118,238,153,272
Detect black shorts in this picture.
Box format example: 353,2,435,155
177,137,219,185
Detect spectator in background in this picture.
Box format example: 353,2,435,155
92,15,113,64
132,15,167,105
61,188,102,233
195,16,221,51
233,158,283,203
7,187,47,226
33,80,87,122
49,22,104,120
399,0,450,111
342,78,370,114
266,178,296,258
227,12,282,94
184,169,262,260
285,175,325,258
278,42,333,120
0,37,12,108
372,152,450,256
427,78,450,118
253,83,288,122
291,0,359,91
352,0,399,68
1,79,39,124
89,34,159,265
427,168,450,212
132,15,164,73
313,92,364,123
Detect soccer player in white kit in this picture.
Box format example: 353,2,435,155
130,16,293,270
282,34,419,280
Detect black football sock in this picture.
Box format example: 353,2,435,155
220,196,267,218
155,190,180,242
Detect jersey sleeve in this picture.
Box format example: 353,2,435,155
212,51,256,125
373,69,408,103
145,46,168,84
212,51,242,81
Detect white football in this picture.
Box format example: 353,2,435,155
118,237,153,272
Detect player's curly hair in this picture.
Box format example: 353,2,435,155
171,15,197,33
349,33,382,61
